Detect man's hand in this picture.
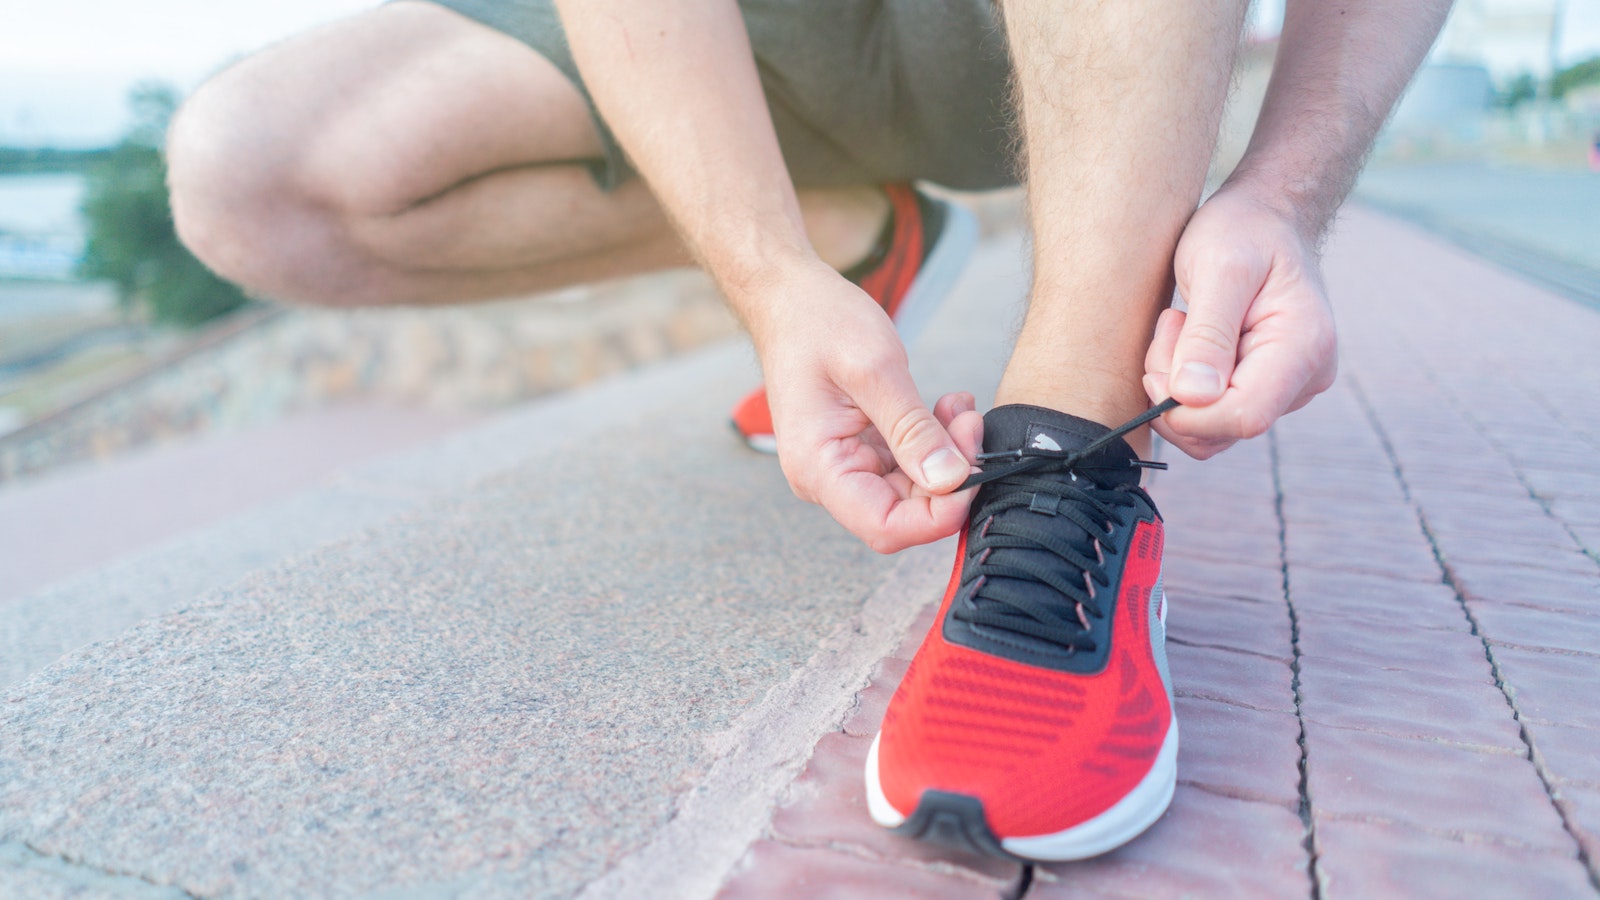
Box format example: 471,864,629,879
752,260,983,553
1142,185,1337,459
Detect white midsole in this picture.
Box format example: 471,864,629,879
864,715,1178,862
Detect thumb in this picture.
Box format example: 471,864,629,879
857,367,969,493
1169,251,1264,407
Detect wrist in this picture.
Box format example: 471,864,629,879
720,250,837,354
1215,162,1340,246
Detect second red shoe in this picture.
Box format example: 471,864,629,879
729,183,977,453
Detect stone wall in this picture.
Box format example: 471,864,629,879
0,269,738,482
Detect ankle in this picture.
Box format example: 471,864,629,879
798,186,891,272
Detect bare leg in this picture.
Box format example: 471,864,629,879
994,1,1249,455
168,2,885,307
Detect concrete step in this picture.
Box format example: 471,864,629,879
0,230,1025,897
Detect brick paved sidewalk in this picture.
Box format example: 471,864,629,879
718,206,1600,898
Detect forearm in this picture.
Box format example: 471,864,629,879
1228,0,1452,239
553,0,817,336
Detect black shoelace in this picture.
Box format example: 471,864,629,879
951,399,1180,652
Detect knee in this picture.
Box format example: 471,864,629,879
167,76,373,307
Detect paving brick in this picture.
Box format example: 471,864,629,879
1167,642,1296,714
1295,610,1497,684
841,657,907,739
1426,508,1579,548
1029,787,1308,898
1276,468,1410,506
766,731,1019,883
1303,723,1570,849
1554,785,1600,871
1471,601,1600,659
1297,654,1523,751
716,839,1008,899
1404,464,1533,496
1507,444,1600,474
1161,556,1286,605
1156,502,1281,546
1282,512,1428,544
1284,525,1444,583
1314,817,1594,899
1530,722,1600,788
1493,646,1600,731
1271,439,1394,473
1165,592,1293,662
1414,480,1561,515
1449,563,1600,616
1523,469,1600,505
1174,697,1302,809
1568,521,1600,551
1549,496,1600,529
1430,532,1597,576
1159,520,1281,566
1288,573,1470,634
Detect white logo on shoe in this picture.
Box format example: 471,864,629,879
1030,433,1062,452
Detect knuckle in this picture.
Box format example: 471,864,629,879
1237,407,1273,440
885,408,941,454
837,346,905,386
1209,251,1256,286
1182,320,1238,357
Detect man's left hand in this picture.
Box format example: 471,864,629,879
1143,184,1338,459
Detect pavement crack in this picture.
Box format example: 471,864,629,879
1179,778,1299,811
0,839,198,899
1166,635,1293,664
1299,718,1525,757
1349,375,1600,893
1173,688,1288,715
1268,428,1325,900
1418,357,1600,571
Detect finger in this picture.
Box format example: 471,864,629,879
933,391,976,426
854,367,968,494
1169,247,1266,407
1144,307,1185,379
813,466,973,554
1162,337,1314,446
933,393,983,464
947,409,984,464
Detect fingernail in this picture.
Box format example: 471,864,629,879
921,448,967,488
1174,362,1222,399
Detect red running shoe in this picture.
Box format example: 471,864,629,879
865,403,1177,861
728,183,977,453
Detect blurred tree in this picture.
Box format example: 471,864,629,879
1497,72,1538,109
1552,56,1600,100
79,83,250,327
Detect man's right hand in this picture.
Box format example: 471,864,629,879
748,260,983,554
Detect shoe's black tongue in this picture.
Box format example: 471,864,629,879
980,404,1141,488
956,405,1141,658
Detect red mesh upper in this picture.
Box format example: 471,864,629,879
878,520,1170,838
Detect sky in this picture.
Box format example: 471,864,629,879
4,0,1600,147
2,0,376,146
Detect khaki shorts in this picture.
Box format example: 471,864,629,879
416,0,1018,191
